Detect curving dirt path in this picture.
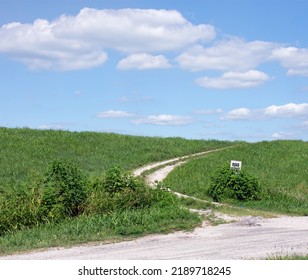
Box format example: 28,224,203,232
1,148,308,260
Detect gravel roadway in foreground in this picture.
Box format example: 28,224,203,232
1,216,308,260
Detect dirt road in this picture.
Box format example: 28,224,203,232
2,148,308,260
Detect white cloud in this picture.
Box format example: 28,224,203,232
117,53,171,70
221,108,253,120
196,70,270,89
271,131,297,140
38,124,65,130
0,19,108,71
271,47,308,77
57,8,216,52
193,109,223,114
97,110,134,118
132,114,193,125
264,103,308,117
222,103,308,120
176,38,277,71
118,94,153,103
0,8,215,70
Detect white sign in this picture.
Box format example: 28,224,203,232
230,160,242,170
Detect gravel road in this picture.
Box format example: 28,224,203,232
2,149,307,260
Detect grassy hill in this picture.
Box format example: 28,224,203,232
0,127,232,187
163,140,308,215
0,127,234,254
1,127,306,255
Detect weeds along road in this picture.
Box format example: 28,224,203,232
2,147,308,260
2,216,307,260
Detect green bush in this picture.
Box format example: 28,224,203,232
39,160,87,222
208,163,261,202
102,166,140,193
85,166,178,214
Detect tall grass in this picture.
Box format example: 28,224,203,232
164,141,308,215
0,206,201,256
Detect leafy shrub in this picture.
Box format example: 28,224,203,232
39,160,87,222
208,163,261,202
102,166,140,193
85,166,178,214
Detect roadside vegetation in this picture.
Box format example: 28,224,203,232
164,140,308,215
0,127,232,255
267,255,308,260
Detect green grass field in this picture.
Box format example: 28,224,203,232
163,140,308,215
0,127,232,186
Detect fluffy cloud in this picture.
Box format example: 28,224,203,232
176,38,277,72
0,19,108,71
271,47,308,76
264,103,308,117
0,8,215,70
221,108,252,120
96,110,134,118
196,70,270,89
222,103,308,120
55,8,215,52
117,53,171,70
132,114,193,125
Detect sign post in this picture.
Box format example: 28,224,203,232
230,160,242,171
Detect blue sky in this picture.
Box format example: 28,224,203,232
0,0,307,141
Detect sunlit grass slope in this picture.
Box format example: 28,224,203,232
164,141,308,215
0,127,233,186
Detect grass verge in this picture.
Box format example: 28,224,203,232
267,254,308,260
0,206,201,256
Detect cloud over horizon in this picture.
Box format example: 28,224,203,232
132,114,193,126
222,103,308,120
96,110,135,118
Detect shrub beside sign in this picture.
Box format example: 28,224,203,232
230,160,242,170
